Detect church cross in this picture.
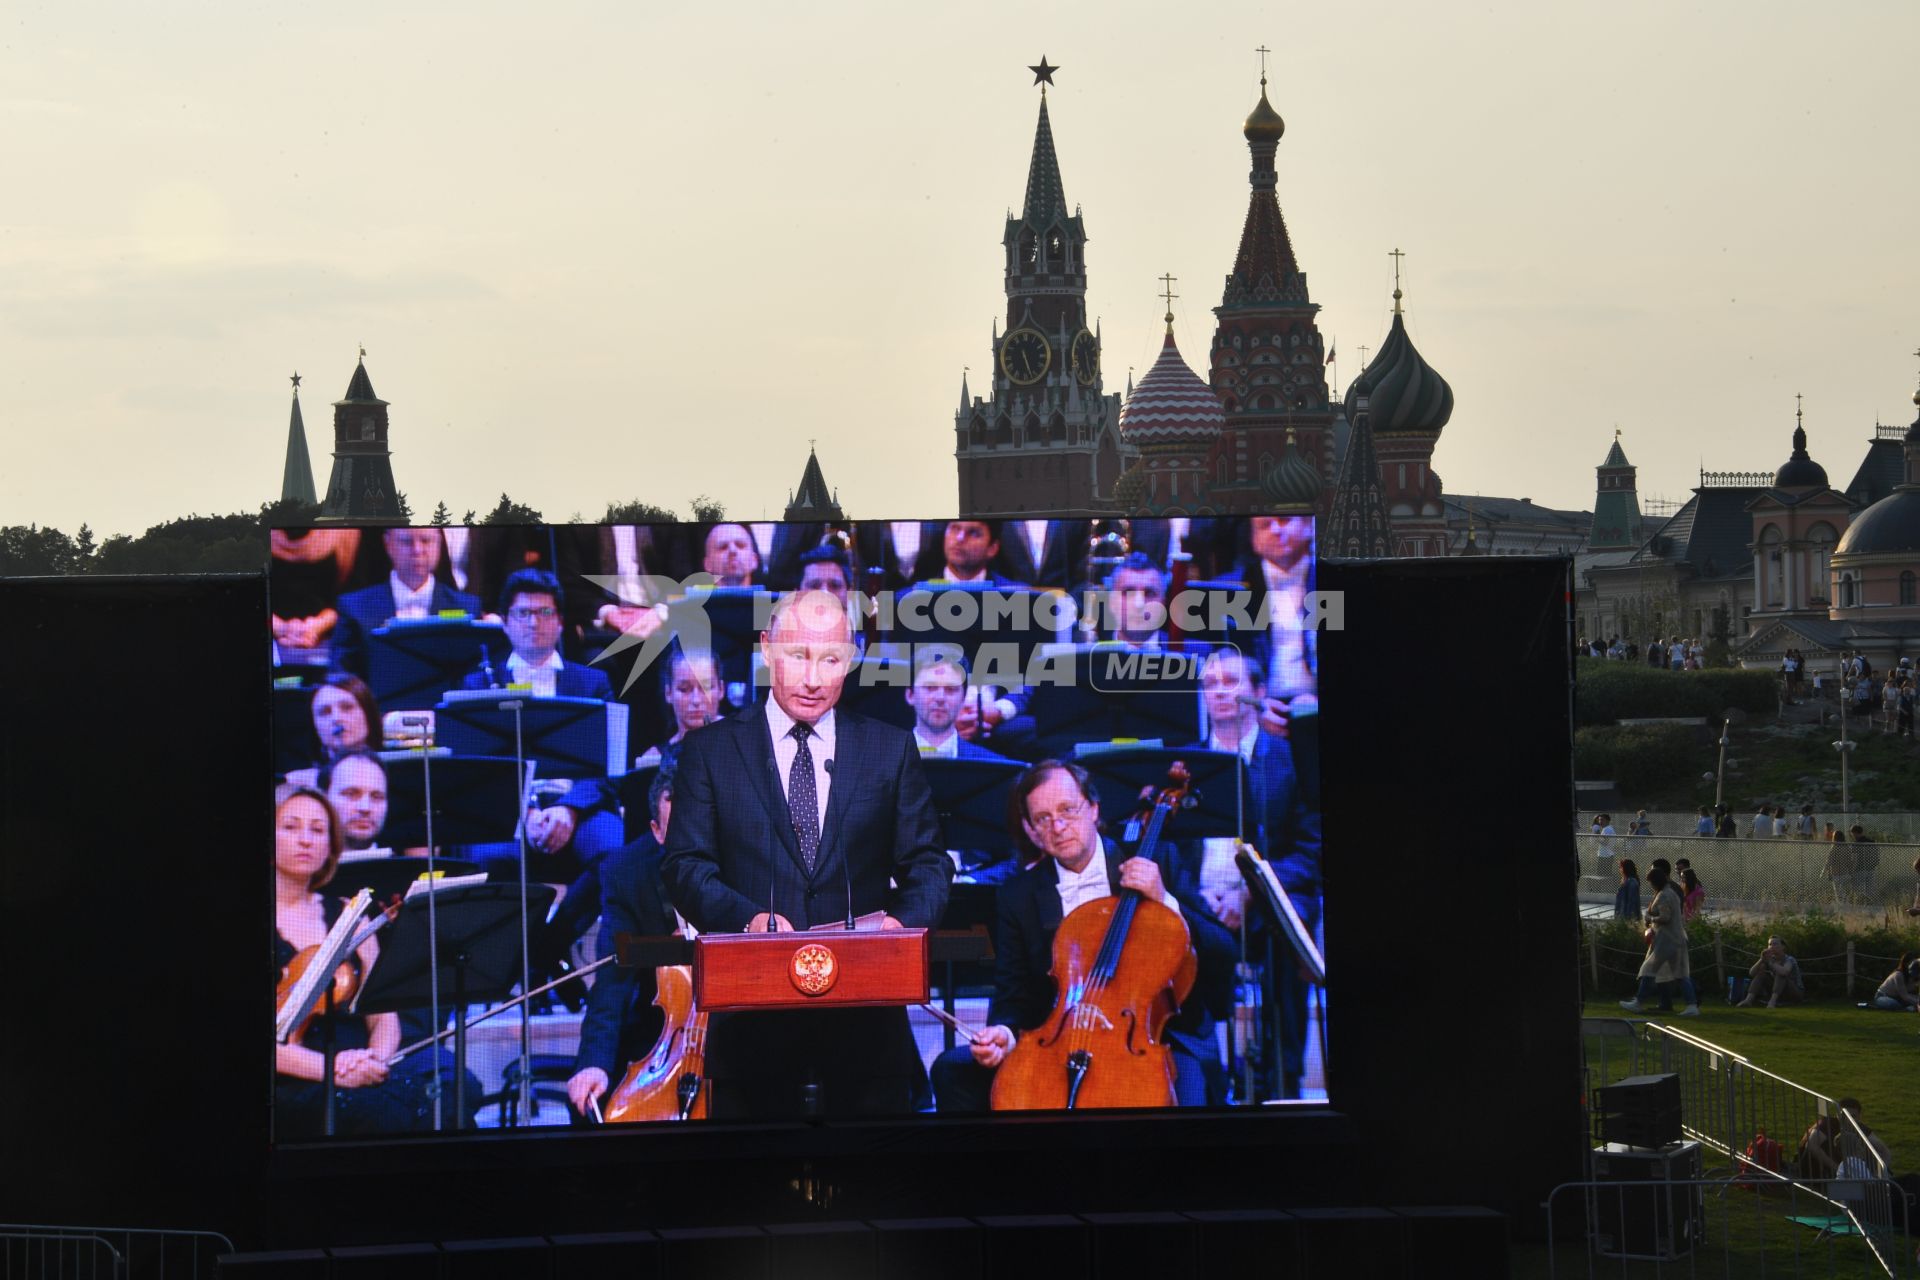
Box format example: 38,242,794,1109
1389,247,1406,314
1159,273,1179,332
1795,392,1803,428
1357,343,1370,369
1255,45,1271,85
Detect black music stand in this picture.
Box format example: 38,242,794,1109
921,757,1024,870
328,855,482,904
665,587,774,694
436,695,627,779
377,753,528,847
882,583,1065,670
366,619,511,711
1025,644,1205,754
353,882,557,1130
1236,844,1327,1104
1068,746,1251,843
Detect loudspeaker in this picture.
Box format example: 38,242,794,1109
870,1217,980,1280
1591,1141,1704,1259
1593,1073,1682,1149
764,1222,875,1280
548,1231,660,1280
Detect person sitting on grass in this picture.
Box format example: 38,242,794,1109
1796,1114,1841,1179
1739,936,1804,1007
1871,953,1919,1012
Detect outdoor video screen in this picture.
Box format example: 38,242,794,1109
269,516,1327,1139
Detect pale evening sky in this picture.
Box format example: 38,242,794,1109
3,1,1917,537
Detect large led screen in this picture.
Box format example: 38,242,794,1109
269,516,1326,1138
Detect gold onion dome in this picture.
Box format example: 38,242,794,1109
1112,461,1149,508
1244,81,1285,143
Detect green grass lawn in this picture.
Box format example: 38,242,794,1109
1579,996,1918,1164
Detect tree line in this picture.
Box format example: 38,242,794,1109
0,493,727,578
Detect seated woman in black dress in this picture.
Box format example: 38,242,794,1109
274,783,428,1138
283,674,382,788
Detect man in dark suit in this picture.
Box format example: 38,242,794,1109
661,588,952,1118
929,760,1235,1111
459,569,615,701
1188,646,1322,1100
566,768,680,1120
992,518,1090,590
330,528,482,677
906,649,1021,883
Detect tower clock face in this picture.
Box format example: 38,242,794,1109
1000,329,1051,385
1070,329,1099,385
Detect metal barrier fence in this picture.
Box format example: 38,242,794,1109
0,1225,234,1280
1574,833,1916,918
1579,925,1901,1003
1545,1176,1913,1278
1583,812,1920,844
1578,1020,1907,1277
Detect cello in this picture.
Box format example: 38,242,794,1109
991,764,1199,1110
603,948,709,1122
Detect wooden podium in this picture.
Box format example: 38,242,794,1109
692,928,929,1011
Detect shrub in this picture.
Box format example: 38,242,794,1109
1574,724,1697,794
1582,909,1920,1000
1575,659,1778,728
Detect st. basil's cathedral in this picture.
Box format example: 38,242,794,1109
952,59,1457,559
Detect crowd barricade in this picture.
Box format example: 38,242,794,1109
1575,832,1914,917
0,1224,234,1280
1574,1021,1908,1277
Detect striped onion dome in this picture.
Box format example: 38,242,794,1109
1118,329,1226,446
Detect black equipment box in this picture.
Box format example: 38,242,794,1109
1592,1072,1682,1148
1589,1140,1703,1260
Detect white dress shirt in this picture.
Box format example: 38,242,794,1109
1262,559,1313,698
442,528,472,591
945,565,989,583
1202,726,1259,894
1054,843,1179,919
1021,520,1049,574
890,521,923,577
765,699,835,843
506,650,564,698
389,572,436,620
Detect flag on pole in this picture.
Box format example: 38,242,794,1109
1325,342,1336,365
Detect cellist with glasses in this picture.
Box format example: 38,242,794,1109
929,761,1235,1111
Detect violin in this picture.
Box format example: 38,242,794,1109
991,763,1199,1111
604,961,709,1122
276,945,361,1048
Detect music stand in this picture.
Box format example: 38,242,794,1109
1025,644,1204,755
882,583,1064,671
666,586,774,694
1068,746,1251,843
366,619,511,711
436,695,629,779
1235,846,1325,984
921,757,1024,864
376,753,528,847
329,855,482,904
353,882,557,1131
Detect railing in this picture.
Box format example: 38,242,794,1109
1578,1021,1907,1276
1699,470,1776,489
0,1225,235,1280
1545,1176,1912,1277
1585,811,1920,843
1574,833,1914,917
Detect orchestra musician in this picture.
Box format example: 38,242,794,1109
273,783,421,1137
929,760,1235,1111
566,768,680,1120
660,588,952,1118
329,528,481,679
633,647,724,776
1187,646,1323,1100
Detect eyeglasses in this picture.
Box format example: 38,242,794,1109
508,606,558,622
1030,803,1089,830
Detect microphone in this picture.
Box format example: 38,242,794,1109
826,758,853,930
766,755,781,932
479,644,498,689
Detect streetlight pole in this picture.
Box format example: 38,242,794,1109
1833,659,1855,822
1714,717,1731,811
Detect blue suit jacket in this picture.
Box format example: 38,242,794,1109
330,580,482,677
